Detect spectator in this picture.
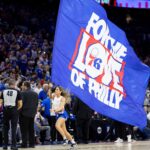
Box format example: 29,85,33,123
38,83,49,101
34,105,50,144
34,81,42,95
40,90,52,141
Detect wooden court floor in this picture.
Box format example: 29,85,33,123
17,140,150,150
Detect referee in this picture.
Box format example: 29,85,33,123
0,79,22,150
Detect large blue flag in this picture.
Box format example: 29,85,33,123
52,0,150,129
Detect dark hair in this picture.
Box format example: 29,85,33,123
55,86,64,95
17,81,23,89
55,86,71,104
23,81,31,89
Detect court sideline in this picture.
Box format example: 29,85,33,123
17,140,150,150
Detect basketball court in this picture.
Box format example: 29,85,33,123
18,140,150,150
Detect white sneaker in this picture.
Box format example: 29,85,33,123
127,135,132,143
114,138,123,143
63,139,68,145
19,140,22,144
70,142,77,149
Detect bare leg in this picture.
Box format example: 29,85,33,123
55,118,66,138
56,117,76,148
62,121,73,141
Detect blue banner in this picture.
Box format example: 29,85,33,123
52,0,150,129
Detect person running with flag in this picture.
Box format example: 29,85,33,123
50,86,76,148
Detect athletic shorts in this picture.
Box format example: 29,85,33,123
56,111,69,120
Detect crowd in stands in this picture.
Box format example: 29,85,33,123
0,0,149,83
0,0,150,147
